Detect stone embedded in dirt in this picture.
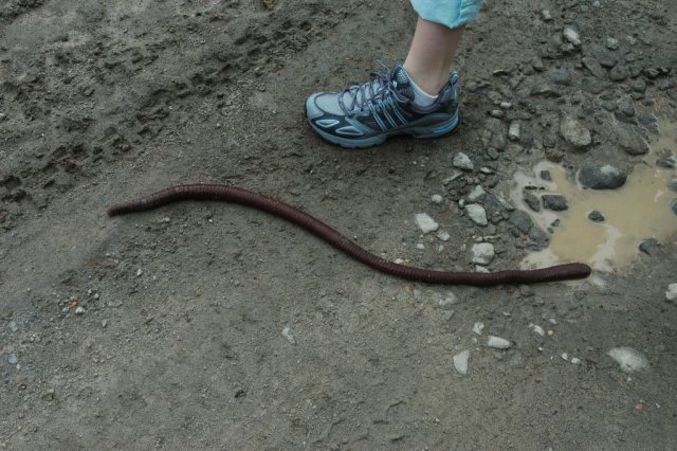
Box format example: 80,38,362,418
415,213,439,233
510,210,533,234
638,238,659,255
453,350,470,375
438,293,457,309
607,347,648,372
617,99,635,117
529,323,545,337
578,164,627,190
472,243,494,265
609,64,629,82
563,27,581,46
560,116,591,148
666,283,677,302
431,194,443,204
437,230,451,242
8,354,18,364
592,45,618,68
617,126,649,156
542,194,568,211
465,204,488,226
523,190,541,212
466,185,486,202
606,37,619,50
487,336,512,350
453,152,474,171
550,68,572,85
75,306,85,315
508,121,521,141
540,9,552,21
282,326,296,345
582,57,606,78
588,210,605,222
656,156,676,169
9,321,18,332
472,322,485,335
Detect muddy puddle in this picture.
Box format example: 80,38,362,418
511,119,676,273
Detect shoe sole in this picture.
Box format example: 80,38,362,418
307,111,461,149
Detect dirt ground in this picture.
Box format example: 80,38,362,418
1,0,677,449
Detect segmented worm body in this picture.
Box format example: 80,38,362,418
108,183,591,286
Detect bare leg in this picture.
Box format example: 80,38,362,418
404,18,465,95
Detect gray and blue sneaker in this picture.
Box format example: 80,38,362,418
305,64,461,148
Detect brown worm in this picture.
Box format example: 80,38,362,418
108,183,591,286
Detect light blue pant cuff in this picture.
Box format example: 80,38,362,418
410,0,483,29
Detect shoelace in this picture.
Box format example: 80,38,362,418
338,66,410,116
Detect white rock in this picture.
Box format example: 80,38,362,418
431,194,444,204
665,283,677,301
472,243,495,265
608,347,648,372
416,243,425,250
474,266,490,273
571,357,582,365
8,354,18,364
487,336,512,349
563,27,581,46
508,121,520,141
437,231,451,242
472,322,485,335
438,293,457,310
466,185,486,202
453,152,474,171
282,326,296,345
9,321,18,332
453,350,470,375
606,37,619,50
465,204,488,226
414,213,439,233
529,323,545,337
561,352,569,361
136,268,143,277
75,306,85,315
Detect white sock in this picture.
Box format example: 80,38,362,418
405,70,439,107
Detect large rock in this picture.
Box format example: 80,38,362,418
578,164,627,190
560,116,592,148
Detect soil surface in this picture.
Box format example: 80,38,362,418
1,0,677,449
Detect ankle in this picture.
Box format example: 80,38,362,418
403,62,449,95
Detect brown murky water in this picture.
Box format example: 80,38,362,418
511,119,677,273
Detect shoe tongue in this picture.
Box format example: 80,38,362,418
391,65,415,101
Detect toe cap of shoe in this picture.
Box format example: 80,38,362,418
305,93,325,120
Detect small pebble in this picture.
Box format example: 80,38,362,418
563,27,581,46
608,347,648,372
8,354,18,364
571,357,582,365
9,321,18,332
472,243,495,265
508,122,520,141
487,336,512,349
282,326,296,345
588,210,605,222
606,37,619,50
416,243,425,250
415,213,439,233
453,350,470,375
529,323,545,337
75,306,85,315
666,283,677,302
438,293,457,309
472,322,485,336
437,231,451,242
466,185,486,203
465,204,488,227
453,152,474,171
431,194,444,204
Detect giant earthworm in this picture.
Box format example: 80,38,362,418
108,183,591,286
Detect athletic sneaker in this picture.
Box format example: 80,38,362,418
305,64,461,149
